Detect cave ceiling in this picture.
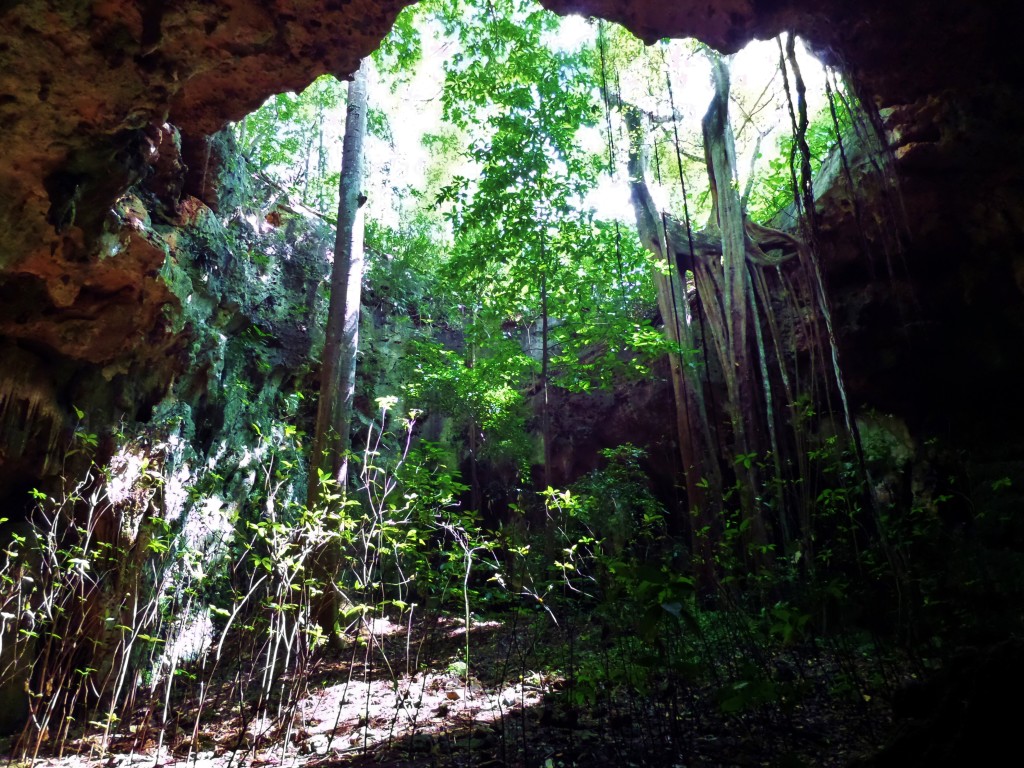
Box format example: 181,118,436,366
0,0,1010,277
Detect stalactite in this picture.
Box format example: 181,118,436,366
0,371,65,476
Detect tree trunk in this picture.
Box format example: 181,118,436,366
540,270,552,489
702,52,770,563
307,59,369,642
621,103,720,593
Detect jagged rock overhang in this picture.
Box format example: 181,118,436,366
0,0,1009,277
540,0,1015,104
0,0,416,273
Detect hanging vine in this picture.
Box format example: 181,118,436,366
609,35,898,583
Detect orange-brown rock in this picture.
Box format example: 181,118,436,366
0,0,413,274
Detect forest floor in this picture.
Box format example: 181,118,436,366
5,611,897,768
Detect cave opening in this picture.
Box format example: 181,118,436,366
1,1,1023,766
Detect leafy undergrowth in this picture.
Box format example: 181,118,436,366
8,610,895,768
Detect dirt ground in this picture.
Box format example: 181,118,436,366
4,612,894,768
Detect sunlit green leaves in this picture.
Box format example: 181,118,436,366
428,0,662,396
373,3,424,84
744,91,852,223
237,75,348,216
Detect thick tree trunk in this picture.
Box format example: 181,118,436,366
307,59,369,643
615,59,817,582
309,60,369,504
621,104,720,593
702,53,770,562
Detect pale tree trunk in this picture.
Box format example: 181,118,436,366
467,307,483,511
308,59,369,642
621,104,720,593
309,59,369,502
615,57,818,579
702,52,769,562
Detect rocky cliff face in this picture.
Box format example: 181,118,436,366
0,1,1022,534
0,118,336,729
0,0,408,512
0,0,412,271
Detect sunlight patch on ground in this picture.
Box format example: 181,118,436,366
362,615,402,637
443,617,502,637
294,666,545,759
26,663,549,768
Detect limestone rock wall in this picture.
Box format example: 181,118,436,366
0,118,335,731
0,0,412,269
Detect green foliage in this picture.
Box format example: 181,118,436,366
745,91,854,223
364,215,451,320
366,106,394,144
429,0,662,395
373,3,424,84
400,336,535,469
237,75,347,216
15,10,1003,762
571,444,667,555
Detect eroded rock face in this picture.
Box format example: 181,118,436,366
0,0,414,413
541,1,1017,103
0,0,410,498
0,1,413,268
